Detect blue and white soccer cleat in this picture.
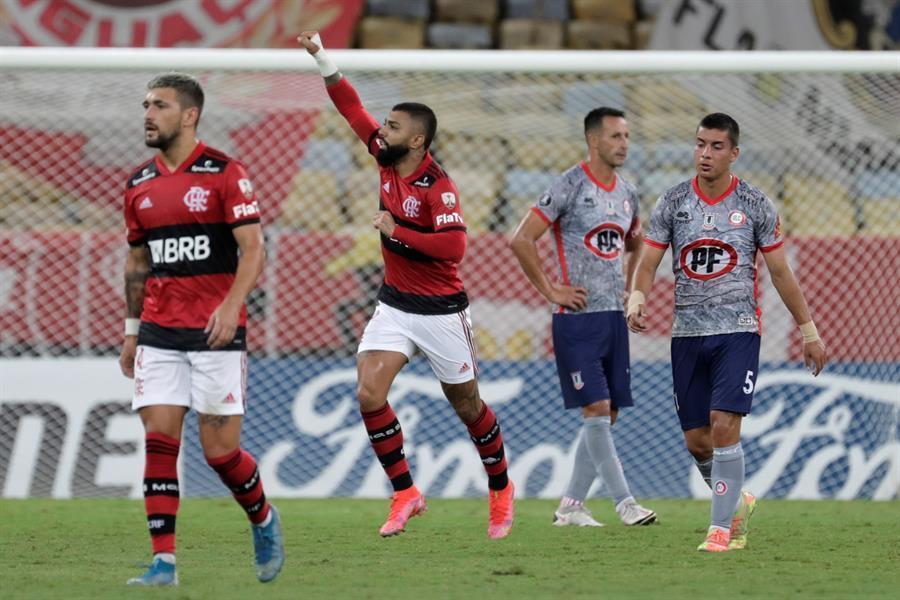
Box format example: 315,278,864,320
252,504,285,583
126,557,178,586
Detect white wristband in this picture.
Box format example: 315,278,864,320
311,33,338,77
626,290,645,318
799,321,819,343
125,318,140,337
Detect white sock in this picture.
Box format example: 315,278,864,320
257,511,273,528
154,552,175,565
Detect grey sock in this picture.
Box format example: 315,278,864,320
695,456,713,489
583,416,632,506
563,431,597,503
710,442,744,529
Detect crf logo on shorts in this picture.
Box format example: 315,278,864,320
679,238,738,280
584,223,625,260
148,235,211,264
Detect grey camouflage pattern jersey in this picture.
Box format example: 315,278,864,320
645,177,783,337
533,162,641,314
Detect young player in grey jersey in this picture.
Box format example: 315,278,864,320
511,108,656,528
628,113,827,552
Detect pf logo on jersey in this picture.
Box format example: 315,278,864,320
584,223,625,260
183,186,209,212
679,238,738,280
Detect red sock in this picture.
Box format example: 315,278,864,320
467,403,509,491
361,404,413,492
206,448,270,525
143,432,180,555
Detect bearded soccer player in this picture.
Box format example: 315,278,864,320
510,108,656,528
628,113,827,552
298,31,514,539
119,73,284,585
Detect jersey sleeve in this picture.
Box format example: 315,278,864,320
223,161,261,228
754,194,784,252
644,195,672,249
530,174,571,225
123,183,146,247
428,177,466,232
326,77,382,156
627,187,643,238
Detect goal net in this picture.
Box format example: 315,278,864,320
1,49,897,500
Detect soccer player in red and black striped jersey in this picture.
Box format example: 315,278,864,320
118,73,284,585
298,31,515,539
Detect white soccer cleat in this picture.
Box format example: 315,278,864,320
553,505,604,527
616,499,657,526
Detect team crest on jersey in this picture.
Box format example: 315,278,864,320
702,213,717,230
183,186,210,212
402,196,420,218
605,198,615,214
238,178,254,200
571,371,584,390
679,238,738,281
584,223,625,260
441,192,457,209
728,210,746,226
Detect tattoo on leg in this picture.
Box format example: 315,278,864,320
199,414,231,429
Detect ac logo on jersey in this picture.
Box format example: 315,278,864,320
679,238,738,280
183,186,210,212
584,223,625,260
402,196,420,218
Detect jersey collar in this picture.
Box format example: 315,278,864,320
402,152,434,184
154,140,206,176
693,174,738,205
580,161,617,192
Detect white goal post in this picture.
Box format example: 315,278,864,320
0,48,897,500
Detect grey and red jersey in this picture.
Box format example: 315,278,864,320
532,162,642,314
645,176,784,338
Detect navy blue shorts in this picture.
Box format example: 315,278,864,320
552,311,633,410
671,332,761,431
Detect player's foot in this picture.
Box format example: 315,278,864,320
488,480,515,539
126,557,178,586
728,490,758,550
616,498,657,526
697,527,731,552
553,504,604,527
252,505,285,583
379,485,427,537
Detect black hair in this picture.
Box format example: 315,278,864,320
698,112,740,147
584,107,626,135
147,72,204,121
392,102,437,150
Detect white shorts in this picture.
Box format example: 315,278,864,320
358,302,479,384
132,345,247,415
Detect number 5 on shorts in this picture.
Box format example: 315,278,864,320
742,370,755,394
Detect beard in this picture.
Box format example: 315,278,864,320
375,142,410,167
144,127,178,151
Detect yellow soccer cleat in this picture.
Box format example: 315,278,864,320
728,490,758,550
697,527,731,552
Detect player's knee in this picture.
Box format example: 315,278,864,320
356,383,386,412
581,400,611,418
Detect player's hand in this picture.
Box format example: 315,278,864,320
297,30,320,54
804,339,827,376
119,335,138,379
373,211,396,237
205,301,241,349
547,284,587,312
627,304,648,333
622,290,630,309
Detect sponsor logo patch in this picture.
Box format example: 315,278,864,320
584,222,625,260
138,197,153,210
674,209,692,222
679,238,738,280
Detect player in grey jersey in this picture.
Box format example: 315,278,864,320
628,113,827,552
511,107,656,528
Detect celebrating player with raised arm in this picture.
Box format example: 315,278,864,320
628,113,828,552
510,108,656,528
119,73,284,585
298,31,514,539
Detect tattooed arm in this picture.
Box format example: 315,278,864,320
119,246,150,378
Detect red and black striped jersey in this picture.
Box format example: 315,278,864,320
123,142,261,350
327,77,468,315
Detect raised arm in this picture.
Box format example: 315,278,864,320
761,246,827,375
298,31,380,151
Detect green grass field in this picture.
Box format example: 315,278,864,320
2,498,898,599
